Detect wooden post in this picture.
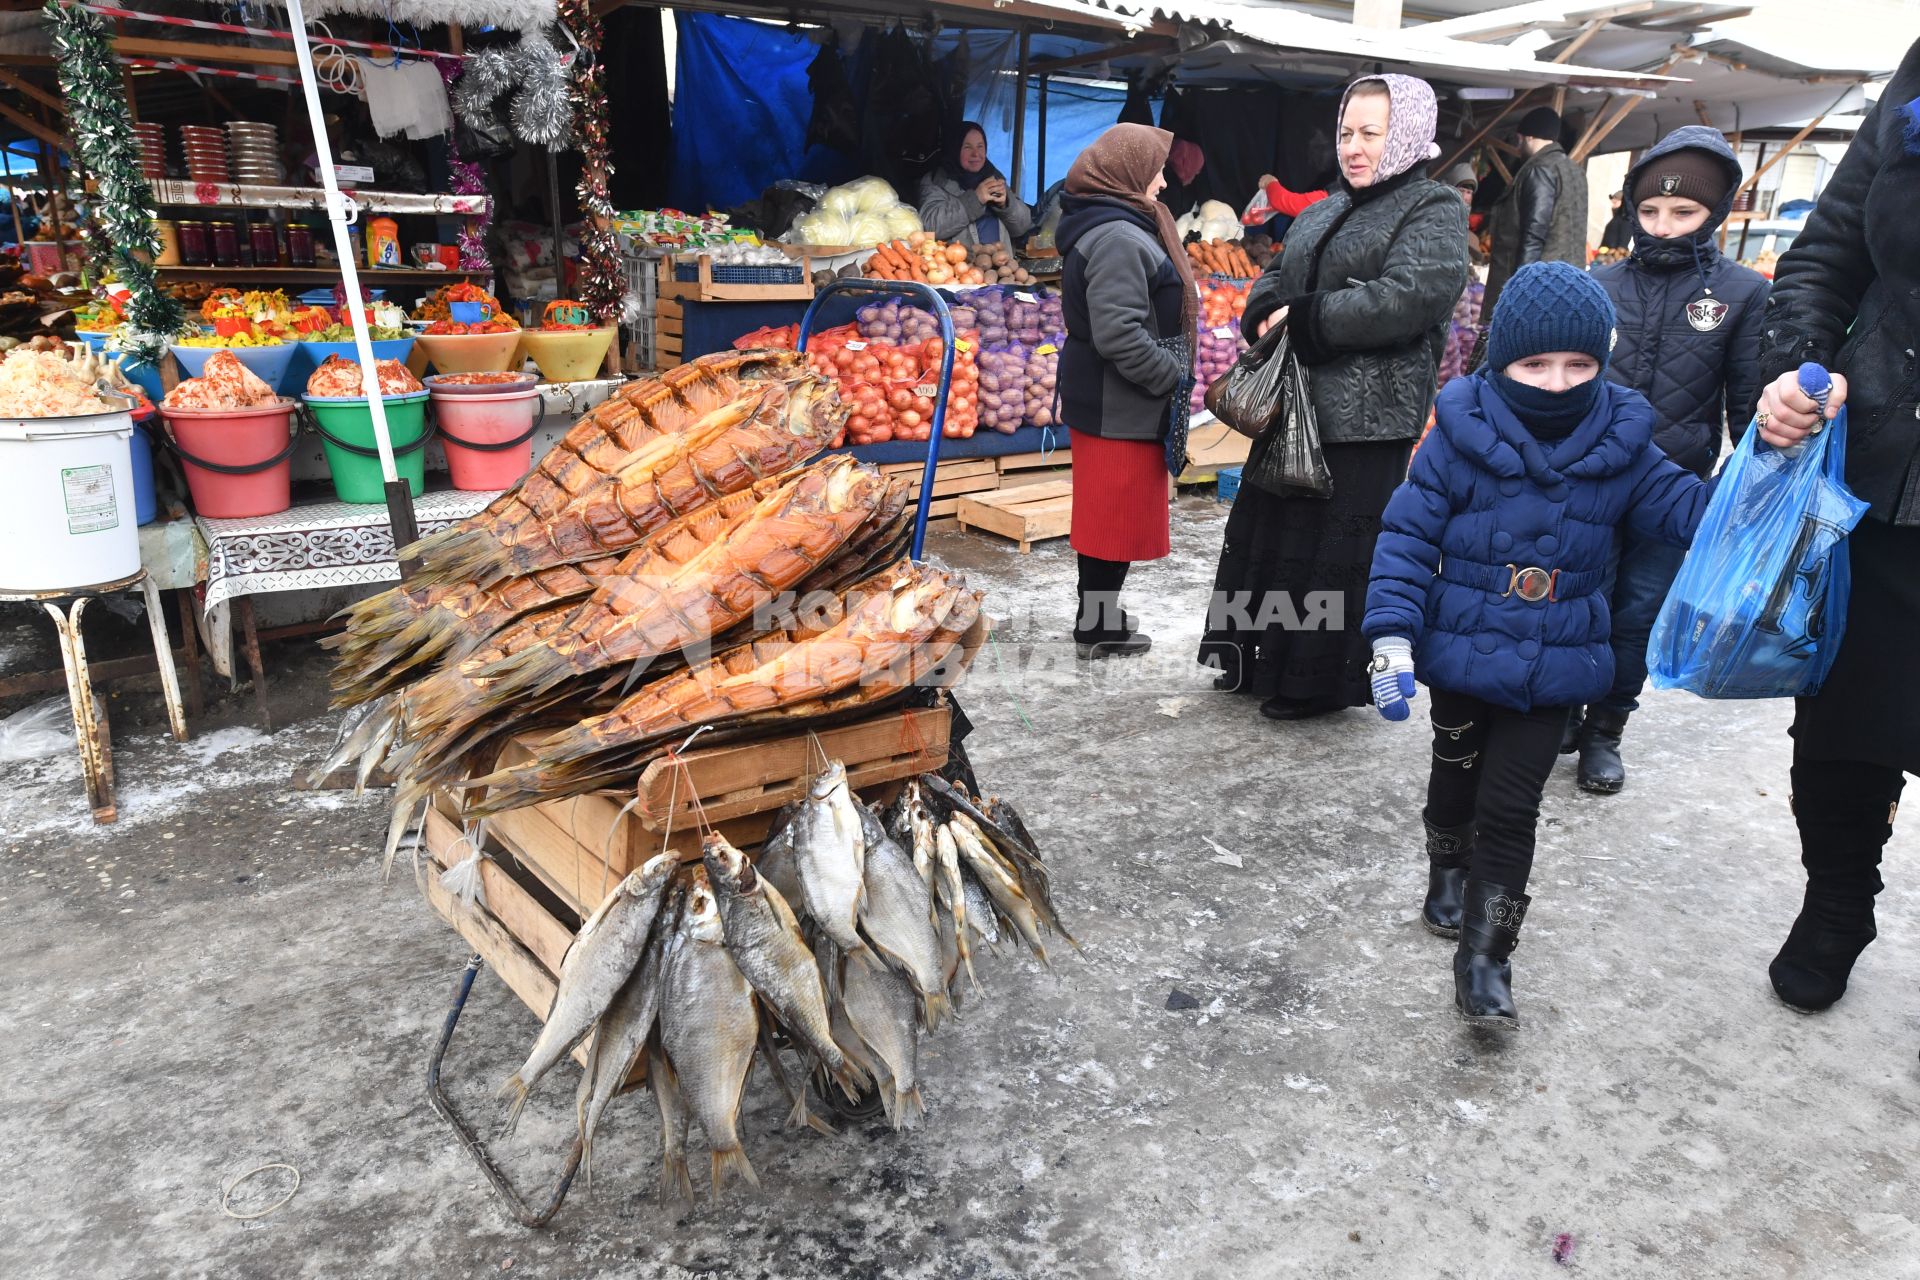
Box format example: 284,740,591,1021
1571,52,1686,163
1732,115,1827,202
6,156,27,249
37,139,67,275
448,23,465,56
1010,25,1031,199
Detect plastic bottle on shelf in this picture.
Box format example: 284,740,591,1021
366,216,401,269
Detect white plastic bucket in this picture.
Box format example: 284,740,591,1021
0,408,140,592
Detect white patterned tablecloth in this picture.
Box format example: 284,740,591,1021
195,489,500,613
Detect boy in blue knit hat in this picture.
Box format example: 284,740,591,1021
1363,261,1712,1029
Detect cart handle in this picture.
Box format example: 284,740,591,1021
798,279,955,561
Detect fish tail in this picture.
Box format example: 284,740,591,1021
496,1072,530,1137
381,782,430,881
897,1086,926,1130
659,1153,694,1204
710,1145,760,1197
401,521,516,590
919,989,952,1031
830,1055,872,1101
786,1088,838,1138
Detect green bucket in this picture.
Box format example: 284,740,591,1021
304,391,432,503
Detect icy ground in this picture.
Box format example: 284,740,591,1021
2,496,1916,1279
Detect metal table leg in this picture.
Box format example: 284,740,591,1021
43,596,115,824
426,955,584,1228
139,573,188,744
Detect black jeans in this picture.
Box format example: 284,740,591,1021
1424,687,1571,894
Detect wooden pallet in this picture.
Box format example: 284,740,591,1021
956,478,1073,552
658,254,817,303
878,458,1000,520
1177,421,1250,486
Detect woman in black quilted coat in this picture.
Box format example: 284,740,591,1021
1746,36,1920,1031
1199,74,1468,719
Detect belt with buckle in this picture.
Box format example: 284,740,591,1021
1436,556,1599,603
1504,565,1558,603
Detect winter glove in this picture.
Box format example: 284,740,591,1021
1370,637,1417,722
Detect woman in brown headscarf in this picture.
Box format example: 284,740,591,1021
1056,123,1199,659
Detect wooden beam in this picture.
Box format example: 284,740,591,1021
1570,51,1686,162
1550,15,1613,65
1732,114,1826,201
0,67,64,116
1030,35,1177,73
1010,24,1030,198
0,100,68,153
1694,99,1714,127
1431,87,1543,175
114,35,298,68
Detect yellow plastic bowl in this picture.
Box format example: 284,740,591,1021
411,329,524,375
518,327,616,382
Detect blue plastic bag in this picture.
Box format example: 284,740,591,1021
1648,364,1869,699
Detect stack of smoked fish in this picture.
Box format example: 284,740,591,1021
317,349,983,862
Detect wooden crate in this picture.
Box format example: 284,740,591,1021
653,298,684,370
659,254,816,303
1177,421,1250,486
957,479,1073,552
419,800,640,1080
878,458,1000,519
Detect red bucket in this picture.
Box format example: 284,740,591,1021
160,398,299,518
432,387,544,491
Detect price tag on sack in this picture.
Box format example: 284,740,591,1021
1035,343,1058,356
1213,327,1236,339
955,338,973,352
913,384,938,399
1015,291,1039,304
845,340,867,351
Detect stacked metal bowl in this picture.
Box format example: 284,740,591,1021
226,122,282,184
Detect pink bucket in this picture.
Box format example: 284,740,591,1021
432,387,544,491
160,398,299,518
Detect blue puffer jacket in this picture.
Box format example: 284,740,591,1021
1364,373,1711,712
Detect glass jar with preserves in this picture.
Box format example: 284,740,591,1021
251,220,281,266
177,220,211,266
285,223,315,267
210,221,240,267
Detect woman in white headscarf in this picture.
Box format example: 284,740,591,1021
1198,74,1468,721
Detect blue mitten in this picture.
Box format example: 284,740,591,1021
1370,637,1417,722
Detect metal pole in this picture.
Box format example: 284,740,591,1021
1036,75,1048,196
282,0,417,565
548,151,565,310
1010,25,1030,200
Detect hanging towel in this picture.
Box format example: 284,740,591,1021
359,58,454,140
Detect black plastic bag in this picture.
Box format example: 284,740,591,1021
1205,322,1289,439
1241,341,1332,499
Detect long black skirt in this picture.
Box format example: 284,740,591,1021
1793,515,1920,773
1197,438,1412,707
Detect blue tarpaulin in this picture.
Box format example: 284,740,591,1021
669,14,1133,214
669,13,849,211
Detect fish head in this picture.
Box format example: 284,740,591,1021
824,460,885,513
637,850,679,892
684,866,726,944
808,760,848,801
700,832,758,895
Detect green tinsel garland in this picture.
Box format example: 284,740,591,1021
559,0,624,325
44,0,183,352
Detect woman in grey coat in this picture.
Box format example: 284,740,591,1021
917,121,1033,247
1198,74,1468,720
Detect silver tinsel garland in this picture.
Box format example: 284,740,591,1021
453,29,573,150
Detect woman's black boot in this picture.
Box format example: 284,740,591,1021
1454,880,1529,1028
1769,760,1904,1012
1074,555,1150,660
1421,817,1474,938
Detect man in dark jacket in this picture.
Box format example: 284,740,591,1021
1482,107,1589,318
1570,127,1768,793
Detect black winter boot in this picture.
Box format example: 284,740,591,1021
1421,817,1474,938
1769,761,1904,1013
1074,555,1150,660
1577,709,1628,794
1559,707,1585,755
1454,880,1530,1028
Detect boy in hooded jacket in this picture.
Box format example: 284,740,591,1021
1363,262,1712,1028
1571,127,1768,793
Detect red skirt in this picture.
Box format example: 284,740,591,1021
1068,427,1171,562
